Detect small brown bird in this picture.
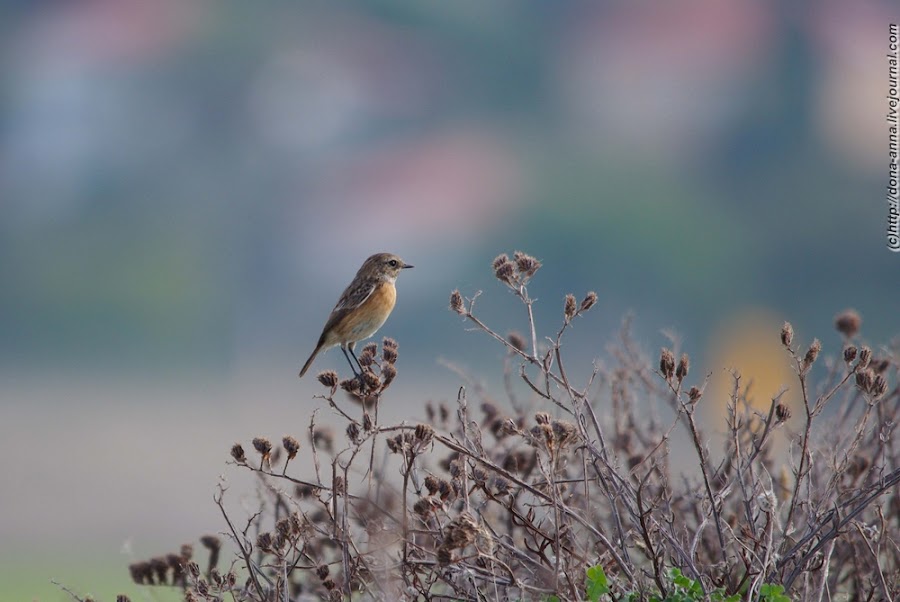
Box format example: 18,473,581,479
299,252,413,378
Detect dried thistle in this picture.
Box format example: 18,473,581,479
513,251,541,280
252,437,272,464
687,386,703,404
449,289,465,314
507,331,526,352
802,339,821,372
534,411,551,425
282,436,300,461
383,345,398,364
346,422,360,444
858,346,872,369
676,353,690,383
230,443,246,464
564,294,577,321
775,403,792,423
834,309,862,338
781,322,794,348
381,363,397,387
843,345,858,364
660,348,676,381
317,370,338,388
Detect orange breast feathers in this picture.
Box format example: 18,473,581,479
338,280,397,343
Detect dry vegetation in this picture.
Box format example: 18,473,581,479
96,252,899,601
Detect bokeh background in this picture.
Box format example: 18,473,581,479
2,1,898,600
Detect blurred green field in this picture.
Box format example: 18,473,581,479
0,554,181,602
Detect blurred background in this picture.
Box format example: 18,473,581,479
2,1,898,599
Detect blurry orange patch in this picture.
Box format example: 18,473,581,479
705,308,796,426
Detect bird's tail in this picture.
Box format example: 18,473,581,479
298,346,321,378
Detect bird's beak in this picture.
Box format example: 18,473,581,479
402,262,414,269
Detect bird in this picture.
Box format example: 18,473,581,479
299,252,413,378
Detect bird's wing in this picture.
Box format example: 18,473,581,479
332,277,377,312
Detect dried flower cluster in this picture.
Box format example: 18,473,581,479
117,255,897,602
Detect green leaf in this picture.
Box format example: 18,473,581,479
585,565,610,601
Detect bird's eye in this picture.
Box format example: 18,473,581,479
389,259,398,267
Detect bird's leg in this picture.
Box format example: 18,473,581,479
347,345,366,377
340,346,361,379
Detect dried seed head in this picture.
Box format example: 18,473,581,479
382,346,398,364
676,353,690,383
230,443,247,464
382,337,397,350
316,564,330,580
775,403,792,423
414,424,434,445
872,357,891,374
128,562,151,585
494,259,515,284
448,459,462,478
358,352,374,367
687,386,703,404
282,436,300,460
312,427,335,453
843,345,858,364
444,514,479,549
339,376,361,393
333,475,345,495
506,331,526,352
856,369,875,394
362,371,381,390
564,294,577,321
491,476,510,495
449,289,465,314
872,375,888,398
580,291,598,312
188,561,201,578
534,411,551,425
858,346,872,369
834,309,862,338
252,437,272,458
346,422,360,444
437,547,453,565
492,253,510,270
551,420,579,449
659,348,676,380
362,412,373,432
361,342,378,358
196,579,209,596
256,532,273,553
481,402,498,419
275,518,291,539
116,596,132,602
317,370,338,388
513,251,541,279
498,418,519,437
209,568,222,586
437,479,453,501
803,339,821,372
424,475,440,495
381,362,397,386
780,322,794,347
413,497,435,517
322,578,336,591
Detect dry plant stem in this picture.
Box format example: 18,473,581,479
672,377,726,562
854,522,894,602
784,363,856,537
215,487,266,600
50,580,85,602
779,465,900,588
